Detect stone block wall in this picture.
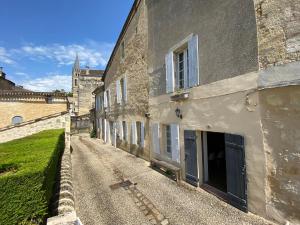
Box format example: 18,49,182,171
254,0,300,69
0,113,68,143
103,0,150,159
259,85,300,224
77,76,102,116
105,0,149,117
0,101,67,128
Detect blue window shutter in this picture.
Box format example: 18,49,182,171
124,75,127,102
165,52,175,93
141,122,145,147
116,80,121,104
152,123,160,154
171,124,180,163
104,91,107,108
188,35,199,87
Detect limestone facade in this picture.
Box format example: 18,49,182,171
93,0,300,224
0,91,68,128
95,0,150,160
71,56,103,116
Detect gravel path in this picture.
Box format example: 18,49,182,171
71,135,275,225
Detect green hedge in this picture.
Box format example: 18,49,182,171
0,129,65,225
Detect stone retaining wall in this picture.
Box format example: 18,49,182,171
0,112,68,143
47,116,81,225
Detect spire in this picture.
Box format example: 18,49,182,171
74,53,80,71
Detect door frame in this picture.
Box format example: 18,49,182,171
200,131,248,212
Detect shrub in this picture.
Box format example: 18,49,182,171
0,129,65,224
90,127,97,138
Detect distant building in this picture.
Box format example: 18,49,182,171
0,68,68,128
71,55,104,116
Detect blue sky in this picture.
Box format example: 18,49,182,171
0,0,134,91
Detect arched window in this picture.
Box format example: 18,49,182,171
12,116,23,125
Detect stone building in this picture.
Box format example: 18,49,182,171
146,0,300,224
94,0,300,224
71,55,104,116
94,0,150,160
0,69,68,128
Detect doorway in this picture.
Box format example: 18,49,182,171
202,131,247,212
205,132,227,192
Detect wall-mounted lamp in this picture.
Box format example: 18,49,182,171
175,107,183,119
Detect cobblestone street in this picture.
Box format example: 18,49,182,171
71,135,275,225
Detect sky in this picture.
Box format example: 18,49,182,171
0,0,134,92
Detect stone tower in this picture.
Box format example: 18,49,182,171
70,55,104,116
72,54,81,114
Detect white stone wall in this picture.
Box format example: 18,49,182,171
0,114,67,143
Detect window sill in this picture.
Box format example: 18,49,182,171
170,91,189,101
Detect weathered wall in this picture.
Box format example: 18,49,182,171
254,0,300,69
0,113,68,143
149,72,267,216
78,76,102,116
103,0,150,159
0,101,67,128
147,0,258,97
259,85,300,224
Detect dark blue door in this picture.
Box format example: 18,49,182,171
225,134,247,212
184,130,198,186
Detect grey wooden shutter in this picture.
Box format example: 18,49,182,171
165,52,175,93
104,119,107,143
98,118,102,133
171,124,180,163
140,122,145,147
108,89,111,108
188,35,199,87
125,122,128,141
152,123,160,154
131,122,137,145
116,80,121,104
104,91,107,107
113,122,117,147
124,75,127,102
225,134,247,212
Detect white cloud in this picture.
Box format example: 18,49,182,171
0,47,15,65
22,74,72,92
1,40,114,68
17,42,114,68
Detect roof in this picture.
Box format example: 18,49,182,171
0,90,67,97
102,0,141,81
80,69,104,77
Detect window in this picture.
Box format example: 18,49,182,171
175,49,189,89
12,116,23,125
121,41,125,59
120,78,124,102
122,121,127,141
46,96,53,104
74,79,78,86
166,125,172,154
116,77,127,104
165,35,199,93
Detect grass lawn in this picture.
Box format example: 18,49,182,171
0,129,65,225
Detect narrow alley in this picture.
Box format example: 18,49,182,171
71,135,274,225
